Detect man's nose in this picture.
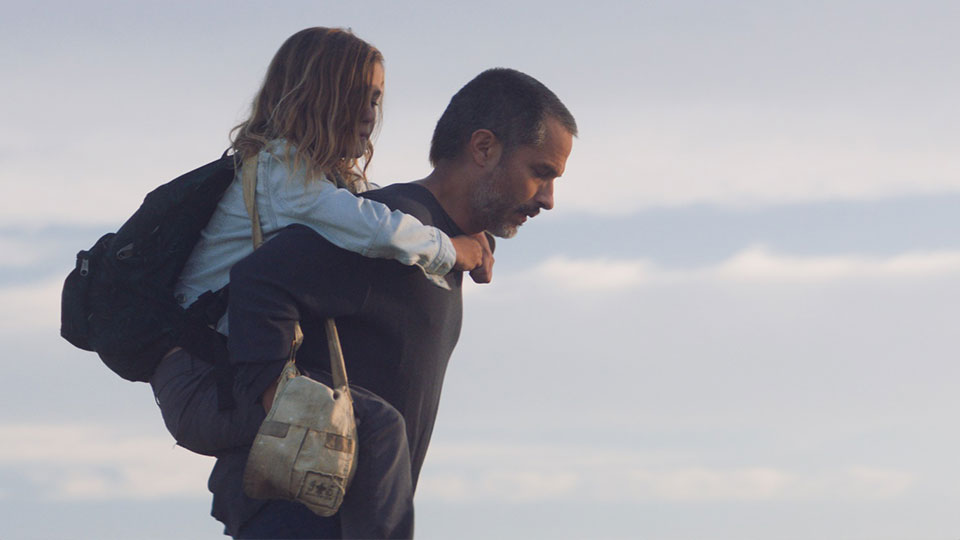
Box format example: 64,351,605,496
535,179,554,210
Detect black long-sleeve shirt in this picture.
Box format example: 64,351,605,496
209,183,466,534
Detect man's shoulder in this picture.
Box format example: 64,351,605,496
362,183,440,226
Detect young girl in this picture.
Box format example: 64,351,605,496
152,27,486,451
149,28,486,538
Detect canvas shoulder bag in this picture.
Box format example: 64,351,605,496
238,155,359,516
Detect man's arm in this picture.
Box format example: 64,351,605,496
228,224,370,405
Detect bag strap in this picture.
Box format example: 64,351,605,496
240,154,350,390
241,156,264,249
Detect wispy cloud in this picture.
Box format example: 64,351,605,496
535,257,656,290
517,247,960,292
0,424,212,500
712,247,960,281
0,235,50,268
2,425,911,504
560,107,960,214
17,247,960,328
0,279,63,334
419,442,913,504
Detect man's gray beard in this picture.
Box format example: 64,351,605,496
471,177,519,239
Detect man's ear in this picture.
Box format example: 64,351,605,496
467,129,502,168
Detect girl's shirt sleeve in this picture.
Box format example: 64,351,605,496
257,154,456,276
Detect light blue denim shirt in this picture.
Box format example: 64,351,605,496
174,141,456,331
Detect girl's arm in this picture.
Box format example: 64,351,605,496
263,159,478,275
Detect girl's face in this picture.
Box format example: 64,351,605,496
355,62,384,158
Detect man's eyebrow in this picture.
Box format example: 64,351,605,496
535,164,559,177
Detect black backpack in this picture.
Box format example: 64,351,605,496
60,154,238,407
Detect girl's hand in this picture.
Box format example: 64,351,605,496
468,232,494,284
451,235,484,271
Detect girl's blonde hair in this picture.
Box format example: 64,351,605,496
230,27,383,192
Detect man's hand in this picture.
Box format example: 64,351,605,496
451,235,483,271
469,232,494,284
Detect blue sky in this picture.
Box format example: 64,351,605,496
3,1,960,539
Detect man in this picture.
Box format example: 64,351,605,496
212,67,576,538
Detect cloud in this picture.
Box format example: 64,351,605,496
0,424,914,505
624,466,914,503
0,235,49,268
11,247,960,335
711,247,960,282
536,257,656,290
0,424,212,500
0,279,63,335
418,442,914,504
559,105,960,214
519,247,960,293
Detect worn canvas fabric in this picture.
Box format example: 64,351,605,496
241,322,358,516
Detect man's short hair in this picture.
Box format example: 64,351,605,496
429,68,578,165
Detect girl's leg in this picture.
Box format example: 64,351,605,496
151,348,266,455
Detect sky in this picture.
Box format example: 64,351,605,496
2,1,960,538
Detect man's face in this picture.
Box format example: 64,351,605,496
472,116,574,238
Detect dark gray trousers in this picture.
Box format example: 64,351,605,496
151,349,415,539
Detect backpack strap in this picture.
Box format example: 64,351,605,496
173,283,235,410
